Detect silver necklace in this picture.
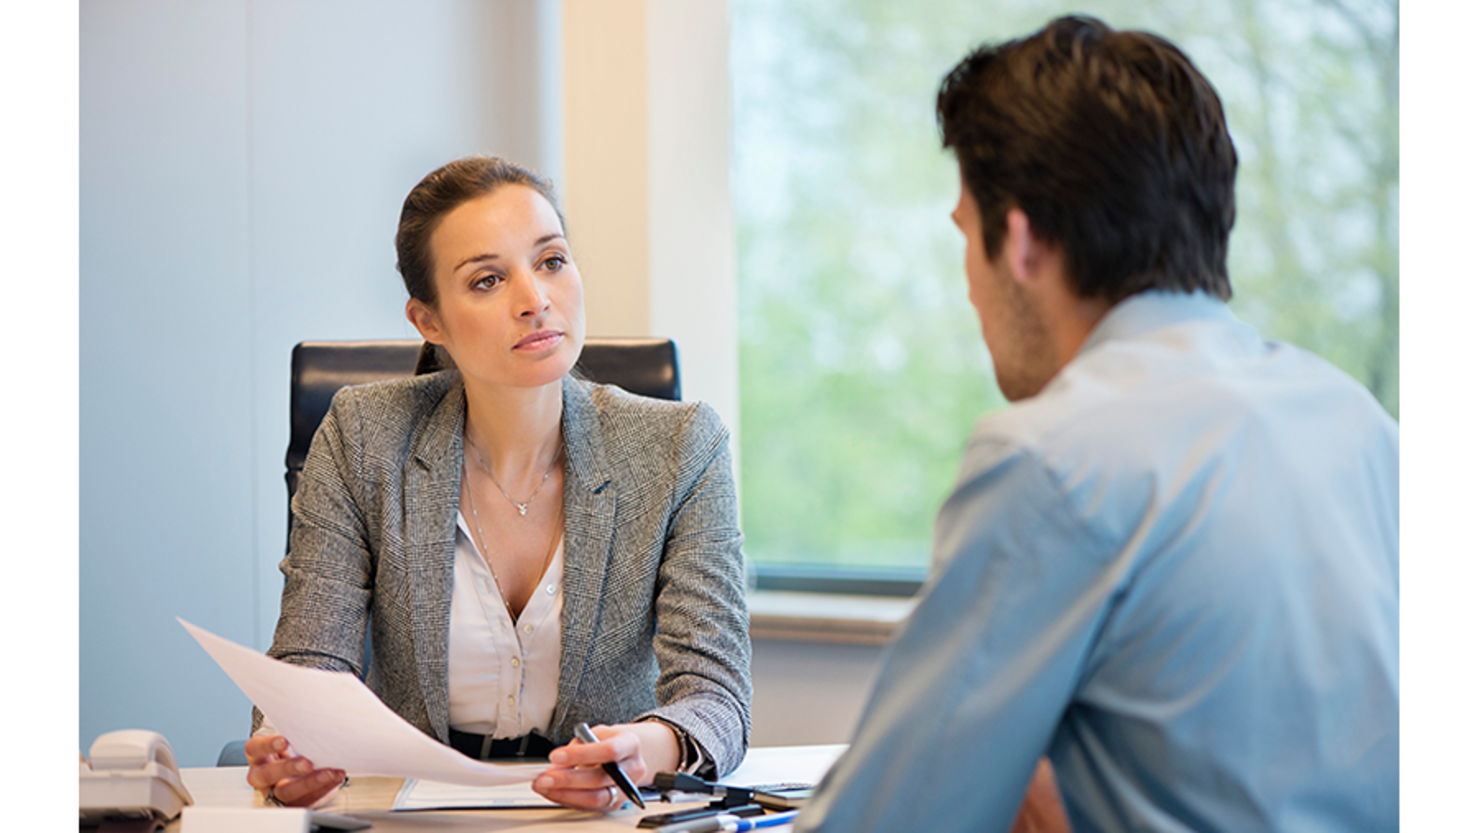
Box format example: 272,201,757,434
462,462,563,622
465,437,561,516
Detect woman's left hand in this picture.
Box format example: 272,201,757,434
532,722,679,811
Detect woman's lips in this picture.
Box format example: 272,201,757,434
514,330,563,351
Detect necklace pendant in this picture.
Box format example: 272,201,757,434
516,503,529,516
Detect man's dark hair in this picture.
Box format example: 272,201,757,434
937,15,1237,302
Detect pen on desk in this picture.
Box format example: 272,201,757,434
654,809,802,833
573,722,646,809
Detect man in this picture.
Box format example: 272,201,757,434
793,16,1398,833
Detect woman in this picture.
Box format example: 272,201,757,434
244,156,751,811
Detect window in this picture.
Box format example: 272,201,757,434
732,0,1398,586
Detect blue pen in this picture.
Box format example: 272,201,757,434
573,722,646,809
730,811,801,831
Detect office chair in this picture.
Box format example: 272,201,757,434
286,336,680,501
216,337,682,768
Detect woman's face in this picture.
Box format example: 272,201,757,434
407,185,586,391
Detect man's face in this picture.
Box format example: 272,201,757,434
950,180,1055,402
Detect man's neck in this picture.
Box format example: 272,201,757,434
1051,292,1113,367
1035,276,1113,382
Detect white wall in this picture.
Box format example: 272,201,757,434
750,638,883,747
80,0,877,767
562,0,739,436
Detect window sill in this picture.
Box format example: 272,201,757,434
747,590,917,645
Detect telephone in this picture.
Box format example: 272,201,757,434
80,729,194,827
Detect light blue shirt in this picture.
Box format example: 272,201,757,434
795,292,1398,832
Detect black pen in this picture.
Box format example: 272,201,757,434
573,722,646,809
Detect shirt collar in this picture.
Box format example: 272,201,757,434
1079,290,1236,356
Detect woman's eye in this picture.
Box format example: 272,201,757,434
473,274,502,289
540,255,566,271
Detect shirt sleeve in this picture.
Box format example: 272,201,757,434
794,438,1120,833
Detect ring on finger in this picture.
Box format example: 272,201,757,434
264,786,286,807
607,785,621,807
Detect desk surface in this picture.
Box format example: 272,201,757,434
169,745,845,832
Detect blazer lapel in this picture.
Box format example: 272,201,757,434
403,376,465,742
552,376,616,733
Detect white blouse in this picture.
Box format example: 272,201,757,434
447,511,564,737
258,513,564,741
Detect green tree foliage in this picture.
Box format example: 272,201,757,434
732,0,1398,570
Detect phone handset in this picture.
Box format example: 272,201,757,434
80,729,194,826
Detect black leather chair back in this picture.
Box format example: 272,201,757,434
286,337,680,501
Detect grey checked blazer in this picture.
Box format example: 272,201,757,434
256,372,752,775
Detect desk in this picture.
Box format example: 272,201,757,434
167,745,844,832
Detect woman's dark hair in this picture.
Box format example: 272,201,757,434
937,16,1237,302
395,156,565,306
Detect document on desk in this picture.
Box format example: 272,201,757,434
392,778,558,811
179,618,546,787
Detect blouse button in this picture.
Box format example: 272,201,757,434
507,695,516,706
511,657,521,668
546,585,556,595
523,623,534,634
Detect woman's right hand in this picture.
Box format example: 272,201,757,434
244,734,347,808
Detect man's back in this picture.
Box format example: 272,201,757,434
798,291,1398,832
1013,291,1398,829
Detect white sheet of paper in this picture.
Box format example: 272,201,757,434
725,744,846,789
392,778,559,811
178,618,546,787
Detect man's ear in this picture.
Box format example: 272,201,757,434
1001,207,1052,286
405,298,444,344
